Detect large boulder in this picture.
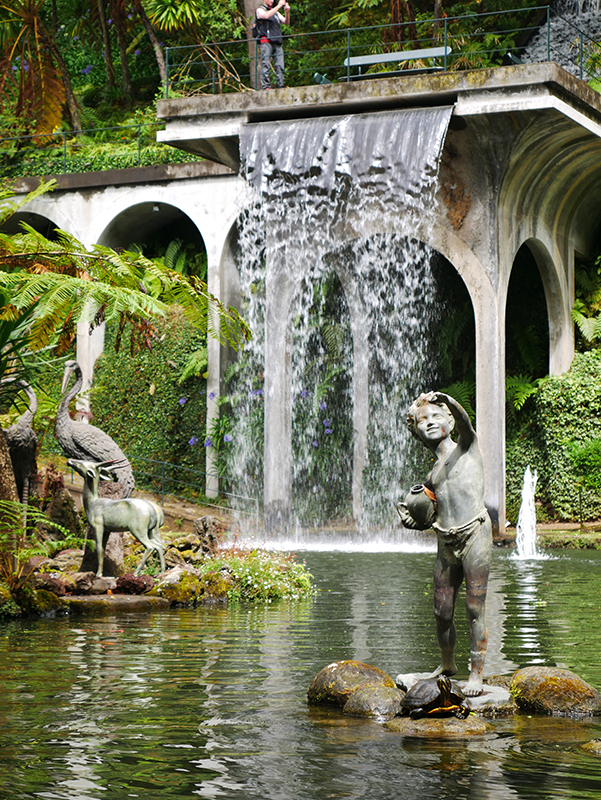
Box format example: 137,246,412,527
343,685,405,718
307,660,396,707
510,667,601,715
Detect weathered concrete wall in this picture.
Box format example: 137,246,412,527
156,62,601,533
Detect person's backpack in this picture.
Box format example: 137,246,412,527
251,12,260,38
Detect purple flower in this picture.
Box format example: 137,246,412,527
312,440,318,447
179,397,187,405
325,428,333,434
108,17,112,23
224,434,233,443
300,389,309,399
204,438,213,448
320,401,327,410
323,418,332,426
250,388,263,397
81,64,93,75
189,436,199,445
209,392,216,400
134,49,141,56
128,13,133,18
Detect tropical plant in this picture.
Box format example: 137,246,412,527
0,497,68,590
0,0,82,132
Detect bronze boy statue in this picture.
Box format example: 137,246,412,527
397,391,492,697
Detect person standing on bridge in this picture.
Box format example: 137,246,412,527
255,0,290,90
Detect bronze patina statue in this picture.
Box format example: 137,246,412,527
397,391,491,697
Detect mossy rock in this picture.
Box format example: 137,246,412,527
510,666,601,715
385,715,493,737
0,581,21,618
13,585,64,616
199,570,233,601
307,660,396,707
151,567,204,607
581,739,601,756
343,685,405,718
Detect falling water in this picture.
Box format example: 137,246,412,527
229,107,452,532
514,466,544,559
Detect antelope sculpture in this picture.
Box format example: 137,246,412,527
68,458,165,577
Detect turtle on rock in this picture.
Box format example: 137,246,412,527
400,675,470,720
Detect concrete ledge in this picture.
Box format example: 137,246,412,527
10,159,235,195
157,63,601,122
62,594,171,614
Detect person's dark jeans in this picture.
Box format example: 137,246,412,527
260,40,284,89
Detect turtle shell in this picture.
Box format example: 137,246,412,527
400,676,469,720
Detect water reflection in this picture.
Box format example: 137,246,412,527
2,551,601,799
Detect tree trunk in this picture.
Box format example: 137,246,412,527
51,42,83,132
97,0,117,89
111,1,134,104
137,3,167,87
0,430,20,575
433,0,443,38
244,0,260,89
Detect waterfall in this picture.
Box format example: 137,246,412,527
514,466,544,559
229,107,452,532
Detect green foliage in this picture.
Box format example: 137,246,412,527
0,499,68,591
505,374,540,411
505,350,601,522
204,546,314,603
571,256,601,349
90,312,210,486
571,439,601,495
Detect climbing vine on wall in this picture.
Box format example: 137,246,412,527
90,310,208,482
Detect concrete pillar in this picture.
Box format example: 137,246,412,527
75,322,105,421
474,291,505,536
263,247,294,532
205,255,222,498
338,269,369,521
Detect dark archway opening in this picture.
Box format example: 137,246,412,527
99,203,207,279
0,211,58,239
506,244,550,381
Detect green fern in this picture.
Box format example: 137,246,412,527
505,374,540,410
178,347,208,383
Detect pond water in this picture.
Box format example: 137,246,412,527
3,548,601,800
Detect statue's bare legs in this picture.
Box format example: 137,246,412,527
427,557,461,680
428,533,491,697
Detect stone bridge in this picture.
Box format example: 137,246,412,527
11,62,601,532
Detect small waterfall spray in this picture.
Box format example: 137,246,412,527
514,466,544,559
228,107,452,534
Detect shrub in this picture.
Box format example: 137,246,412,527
506,350,601,521
90,311,209,495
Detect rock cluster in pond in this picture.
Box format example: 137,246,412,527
307,661,601,732
307,660,398,712
0,516,231,617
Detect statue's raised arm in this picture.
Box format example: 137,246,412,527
429,391,475,446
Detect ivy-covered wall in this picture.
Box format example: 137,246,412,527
90,311,208,480
506,350,601,522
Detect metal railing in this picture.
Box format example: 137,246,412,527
0,121,197,180
163,5,601,96
41,446,259,519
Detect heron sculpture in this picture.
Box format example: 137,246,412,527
3,380,38,505
56,360,135,497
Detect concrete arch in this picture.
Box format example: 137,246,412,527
96,200,207,254
511,237,572,376
424,225,504,527
4,200,82,239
